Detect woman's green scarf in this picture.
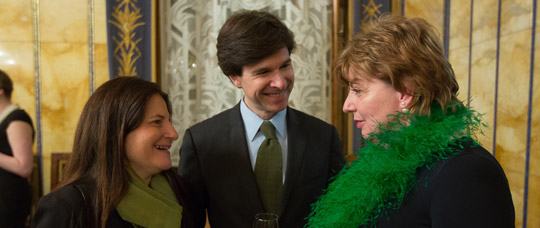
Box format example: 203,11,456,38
306,103,484,228
117,169,183,228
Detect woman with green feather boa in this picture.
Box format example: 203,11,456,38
306,15,515,228
32,77,203,228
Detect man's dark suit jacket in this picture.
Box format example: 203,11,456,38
178,104,345,228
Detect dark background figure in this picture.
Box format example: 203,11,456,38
178,10,346,228
0,69,34,228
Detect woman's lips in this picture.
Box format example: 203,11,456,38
355,120,365,128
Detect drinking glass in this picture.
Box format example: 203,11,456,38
252,213,279,228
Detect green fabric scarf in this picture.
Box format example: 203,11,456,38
117,169,183,228
306,103,484,228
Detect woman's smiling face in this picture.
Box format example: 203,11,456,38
125,94,179,183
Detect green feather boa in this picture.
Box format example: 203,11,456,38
306,103,484,228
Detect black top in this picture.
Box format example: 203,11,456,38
32,169,204,228
0,109,34,228
374,141,515,228
0,109,34,166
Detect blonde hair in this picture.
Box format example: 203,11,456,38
336,14,459,115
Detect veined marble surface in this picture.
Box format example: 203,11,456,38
0,0,33,42
40,0,88,43
0,0,109,194
406,0,539,226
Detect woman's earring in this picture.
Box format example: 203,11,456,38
401,101,409,113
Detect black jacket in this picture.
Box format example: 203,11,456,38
32,169,204,228
374,141,515,228
178,104,346,228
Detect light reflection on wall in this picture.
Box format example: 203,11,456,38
0,0,109,195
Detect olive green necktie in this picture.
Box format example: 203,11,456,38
254,121,283,215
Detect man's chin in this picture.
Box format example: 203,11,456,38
268,104,288,113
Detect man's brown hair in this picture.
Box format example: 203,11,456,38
217,10,296,77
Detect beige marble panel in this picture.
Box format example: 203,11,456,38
496,125,527,171
449,0,471,50
469,40,497,151
40,0,88,43
500,0,532,36
472,0,499,44
506,170,524,228
40,43,89,193
527,175,540,228
405,0,444,38
94,43,109,88
530,0,540,176
528,24,540,228
95,0,107,44
448,46,470,102
496,30,532,227
0,42,36,122
0,0,32,42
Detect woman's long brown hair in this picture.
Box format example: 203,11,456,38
57,77,171,228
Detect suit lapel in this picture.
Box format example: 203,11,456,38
227,104,265,212
281,108,307,214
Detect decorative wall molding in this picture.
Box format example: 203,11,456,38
106,0,151,80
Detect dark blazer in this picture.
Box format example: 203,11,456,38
32,170,203,228
374,140,515,228
178,104,345,228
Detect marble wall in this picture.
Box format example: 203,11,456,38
404,0,539,227
0,0,109,194
0,1,35,132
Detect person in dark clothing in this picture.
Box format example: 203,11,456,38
178,10,345,228
33,77,203,228
0,69,34,228
306,14,515,228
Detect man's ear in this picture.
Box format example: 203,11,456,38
228,75,242,88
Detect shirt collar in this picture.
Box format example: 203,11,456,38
240,98,287,142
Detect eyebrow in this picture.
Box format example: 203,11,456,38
252,58,292,74
253,67,271,74
282,58,292,65
147,114,167,120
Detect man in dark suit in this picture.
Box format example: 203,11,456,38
178,10,345,228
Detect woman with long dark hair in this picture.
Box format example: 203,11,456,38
33,77,202,228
